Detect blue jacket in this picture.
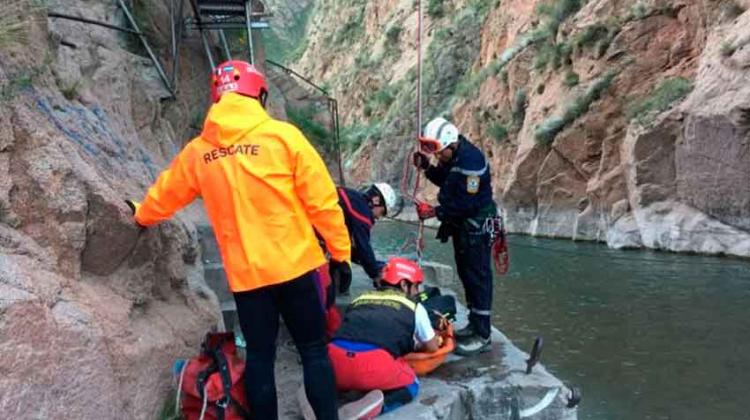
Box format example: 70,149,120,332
424,137,494,221
337,187,385,279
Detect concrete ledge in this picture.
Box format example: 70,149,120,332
196,226,577,419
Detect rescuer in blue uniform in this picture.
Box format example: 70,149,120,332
334,183,400,293
412,117,497,356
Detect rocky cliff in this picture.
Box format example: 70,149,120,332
0,1,223,418
291,0,750,257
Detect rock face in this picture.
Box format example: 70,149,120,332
0,1,222,418
287,0,750,257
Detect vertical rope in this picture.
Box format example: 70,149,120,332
414,0,425,264
399,0,426,264
174,360,189,416
198,390,209,420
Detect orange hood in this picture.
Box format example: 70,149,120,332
201,92,271,147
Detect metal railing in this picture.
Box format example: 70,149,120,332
266,59,345,186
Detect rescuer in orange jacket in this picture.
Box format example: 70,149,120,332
126,60,350,420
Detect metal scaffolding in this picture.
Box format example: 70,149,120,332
47,0,271,96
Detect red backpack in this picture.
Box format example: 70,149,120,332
176,332,250,420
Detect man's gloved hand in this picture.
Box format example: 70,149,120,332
125,200,146,229
329,259,352,295
125,200,139,215
416,202,436,220
412,152,430,171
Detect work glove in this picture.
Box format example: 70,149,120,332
416,202,436,220
412,152,430,171
125,200,146,229
329,259,353,295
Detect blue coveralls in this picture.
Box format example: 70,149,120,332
337,187,385,280
424,137,495,339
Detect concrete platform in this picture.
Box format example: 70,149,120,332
196,224,578,419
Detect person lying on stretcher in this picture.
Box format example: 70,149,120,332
322,257,454,418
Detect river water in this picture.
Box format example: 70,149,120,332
371,221,750,420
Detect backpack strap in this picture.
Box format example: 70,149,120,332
208,347,233,420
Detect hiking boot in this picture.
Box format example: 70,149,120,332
454,324,475,340
297,385,316,420
338,389,384,420
454,334,491,357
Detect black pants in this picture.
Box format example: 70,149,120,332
452,226,493,339
234,271,338,420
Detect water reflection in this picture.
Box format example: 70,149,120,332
372,221,750,420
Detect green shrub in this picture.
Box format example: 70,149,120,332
61,80,81,101
628,1,648,21
535,71,617,144
335,9,365,45
721,41,737,57
536,0,585,33
723,1,746,20
341,122,381,151
512,88,528,127
386,25,402,45
286,105,334,153
0,0,43,48
573,24,610,49
428,0,444,18
563,71,579,87
487,122,508,142
365,86,396,116
553,42,572,69
0,74,32,101
627,77,693,124
533,41,554,70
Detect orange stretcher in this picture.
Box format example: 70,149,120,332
404,324,455,375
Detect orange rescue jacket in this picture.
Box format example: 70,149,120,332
134,93,351,292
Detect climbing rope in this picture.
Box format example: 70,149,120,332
173,359,189,418
399,0,426,264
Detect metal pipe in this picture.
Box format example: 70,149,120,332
266,59,329,96
170,0,177,81
171,0,185,92
219,30,232,61
331,99,345,186
186,22,269,30
187,0,215,69
244,0,255,64
116,0,175,97
200,30,216,69
47,12,141,35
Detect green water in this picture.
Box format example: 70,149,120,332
372,221,750,420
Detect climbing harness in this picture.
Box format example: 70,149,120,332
483,213,510,275
176,332,249,420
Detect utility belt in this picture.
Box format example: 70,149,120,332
436,202,499,243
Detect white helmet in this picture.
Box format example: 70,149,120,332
421,117,459,152
371,182,401,217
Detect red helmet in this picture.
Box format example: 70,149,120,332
210,60,268,103
381,257,424,286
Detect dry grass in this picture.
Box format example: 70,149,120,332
0,0,44,48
